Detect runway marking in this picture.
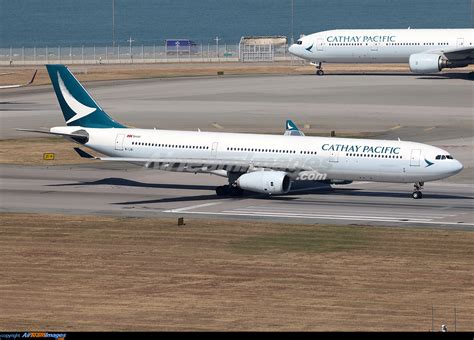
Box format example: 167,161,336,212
238,206,454,219
165,210,474,226
163,202,222,213
222,210,432,222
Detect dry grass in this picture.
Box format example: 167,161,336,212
1,63,473,87
0,138,94,165
0,212,473,331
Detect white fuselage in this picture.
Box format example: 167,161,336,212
288,29,473,63
52,126,463,184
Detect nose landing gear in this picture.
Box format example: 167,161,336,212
315,62,324,75
412,182,424,199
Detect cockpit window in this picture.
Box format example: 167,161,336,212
296,40,302,45
435,155,453,160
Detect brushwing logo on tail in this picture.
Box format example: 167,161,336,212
57,72,96,124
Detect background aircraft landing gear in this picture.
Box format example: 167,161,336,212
412,182,424,199
316,62,324,75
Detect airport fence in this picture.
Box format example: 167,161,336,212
0,43,301,66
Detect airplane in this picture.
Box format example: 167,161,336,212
18,65,463,199
288,28,474,75
284,119,305,136
0,69,37,89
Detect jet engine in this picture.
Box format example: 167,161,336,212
408,53,466,74
236,171,292,194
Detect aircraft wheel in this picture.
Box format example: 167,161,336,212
216,186,227,196
229,187,244,197
316,69,324,76
412,191,423,199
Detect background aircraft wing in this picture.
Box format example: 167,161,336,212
0,70,37,89
442,47,474,63
425,47,474,63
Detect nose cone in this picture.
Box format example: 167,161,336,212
288,44,298,56
452,160,464,174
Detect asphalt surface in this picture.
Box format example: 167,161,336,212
1,72,473,227
1,163,472,229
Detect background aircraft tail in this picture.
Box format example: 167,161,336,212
45,64,126,128
284,119,305,136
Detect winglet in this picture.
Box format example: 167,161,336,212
73,147,96,159
27,70,37,86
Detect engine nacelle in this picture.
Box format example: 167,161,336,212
408,53,461,74
237,171,292,194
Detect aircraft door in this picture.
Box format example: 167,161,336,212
211,142,218,157
316,38,324,51
115,134,125,151
410,149,421,167
368,41,379,60
329,151,339,163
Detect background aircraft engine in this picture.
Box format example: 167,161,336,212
409,53,451,73
236,171,292,194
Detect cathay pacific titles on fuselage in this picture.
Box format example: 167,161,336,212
326,35,396,43
322,144,400,155
288,28,474,75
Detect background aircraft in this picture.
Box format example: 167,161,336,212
289,29,473,75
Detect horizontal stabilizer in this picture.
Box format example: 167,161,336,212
16,128,89,143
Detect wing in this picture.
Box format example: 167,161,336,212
427,47,474,64
73,148,317,173
443,47,474,63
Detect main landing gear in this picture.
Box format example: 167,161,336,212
412,182,424,199
216,184,244,197
315,62,324,76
